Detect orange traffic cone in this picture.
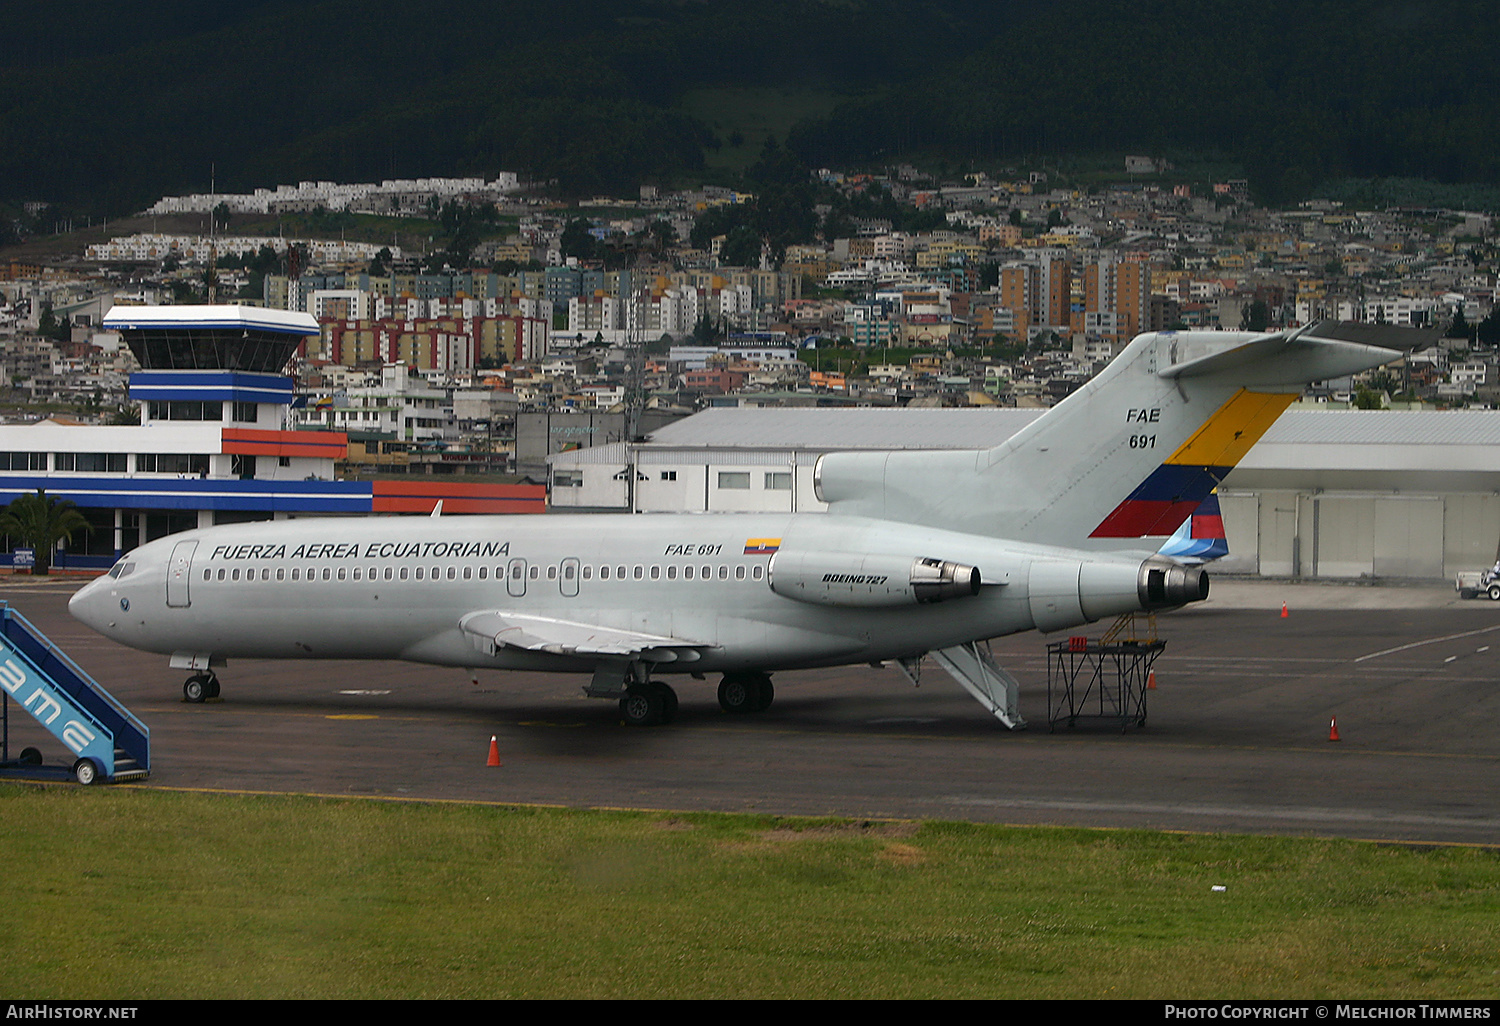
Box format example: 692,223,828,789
1147,670,1157,690
487,735,503,766
1328,716,1340,742
1281,601,1289,618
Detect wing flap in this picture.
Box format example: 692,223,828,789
458,611,711,662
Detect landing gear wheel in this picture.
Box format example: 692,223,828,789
183,672,219,702
751,676,774,712
652,681,679,725
73,758,101,786
718,675,755,714
620,685,665,727
19,746,41,765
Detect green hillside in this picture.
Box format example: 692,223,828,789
2,1,1497,215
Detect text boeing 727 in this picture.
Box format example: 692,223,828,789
69,323,1426,727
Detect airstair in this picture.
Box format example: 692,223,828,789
0,601,149,784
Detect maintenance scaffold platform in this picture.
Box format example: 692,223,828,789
1045,612,1165,732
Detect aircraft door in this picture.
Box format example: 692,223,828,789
560,558,579,597
507,558,527,598
166,540,198,608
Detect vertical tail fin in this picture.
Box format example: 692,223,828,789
817,323,1431,549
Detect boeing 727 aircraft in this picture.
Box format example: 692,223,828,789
69,322,1427,727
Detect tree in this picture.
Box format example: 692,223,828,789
1240,299,1270,332
560,218,597,262
718,225,761,268
0,490,90,576
1447,308,1474,342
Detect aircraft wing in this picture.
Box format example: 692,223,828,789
458,611,713,663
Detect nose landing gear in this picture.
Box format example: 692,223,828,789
183,672,220,703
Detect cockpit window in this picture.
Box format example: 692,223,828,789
107,561,136,579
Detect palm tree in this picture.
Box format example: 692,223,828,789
0,490,91,576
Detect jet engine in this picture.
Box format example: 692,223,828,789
768,551,981,608
1027,553,1210,632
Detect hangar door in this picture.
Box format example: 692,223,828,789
1372,497,1444,579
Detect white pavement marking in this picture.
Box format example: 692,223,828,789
1353,623,1500,663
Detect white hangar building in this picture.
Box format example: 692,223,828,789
546,406,1500,581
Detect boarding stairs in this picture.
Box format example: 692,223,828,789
0,601,150,784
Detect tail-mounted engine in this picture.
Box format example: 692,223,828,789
1137,555,1210,610
1027,554,1210,632
768,550,981,608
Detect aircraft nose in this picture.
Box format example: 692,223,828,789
68,576,114,633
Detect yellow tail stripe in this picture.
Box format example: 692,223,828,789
1165,389,1297,468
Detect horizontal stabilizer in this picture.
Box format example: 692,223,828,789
458,611,711,662
1157,320,1434,383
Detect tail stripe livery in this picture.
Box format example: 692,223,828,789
1091,389,1296,538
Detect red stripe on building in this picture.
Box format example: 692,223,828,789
370,479,547,514
222,428,348,458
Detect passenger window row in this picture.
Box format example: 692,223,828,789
198,562,767,584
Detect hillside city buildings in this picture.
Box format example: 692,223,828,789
3,164,1499,504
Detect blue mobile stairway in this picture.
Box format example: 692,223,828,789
0,601,149,784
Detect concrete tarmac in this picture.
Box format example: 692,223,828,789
4,575,1498,846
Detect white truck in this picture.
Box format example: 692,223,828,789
1454,569,1500,600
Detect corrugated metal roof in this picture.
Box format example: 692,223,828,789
555,408,1500,470
647,406,1500,451
644,407,1044,450
1262,410,1500,446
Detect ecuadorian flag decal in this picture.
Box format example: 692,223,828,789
1091,389,1295,538
744,538,781,555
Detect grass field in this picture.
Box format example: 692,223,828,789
2,785,1497,999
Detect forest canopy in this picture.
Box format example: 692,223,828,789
3,1,1496,214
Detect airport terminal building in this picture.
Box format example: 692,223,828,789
0,307,543,571
547,406,1500,581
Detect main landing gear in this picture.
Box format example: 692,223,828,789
183,672,220,703
619,680,679,727
718,672,773,714
589,663,776,727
